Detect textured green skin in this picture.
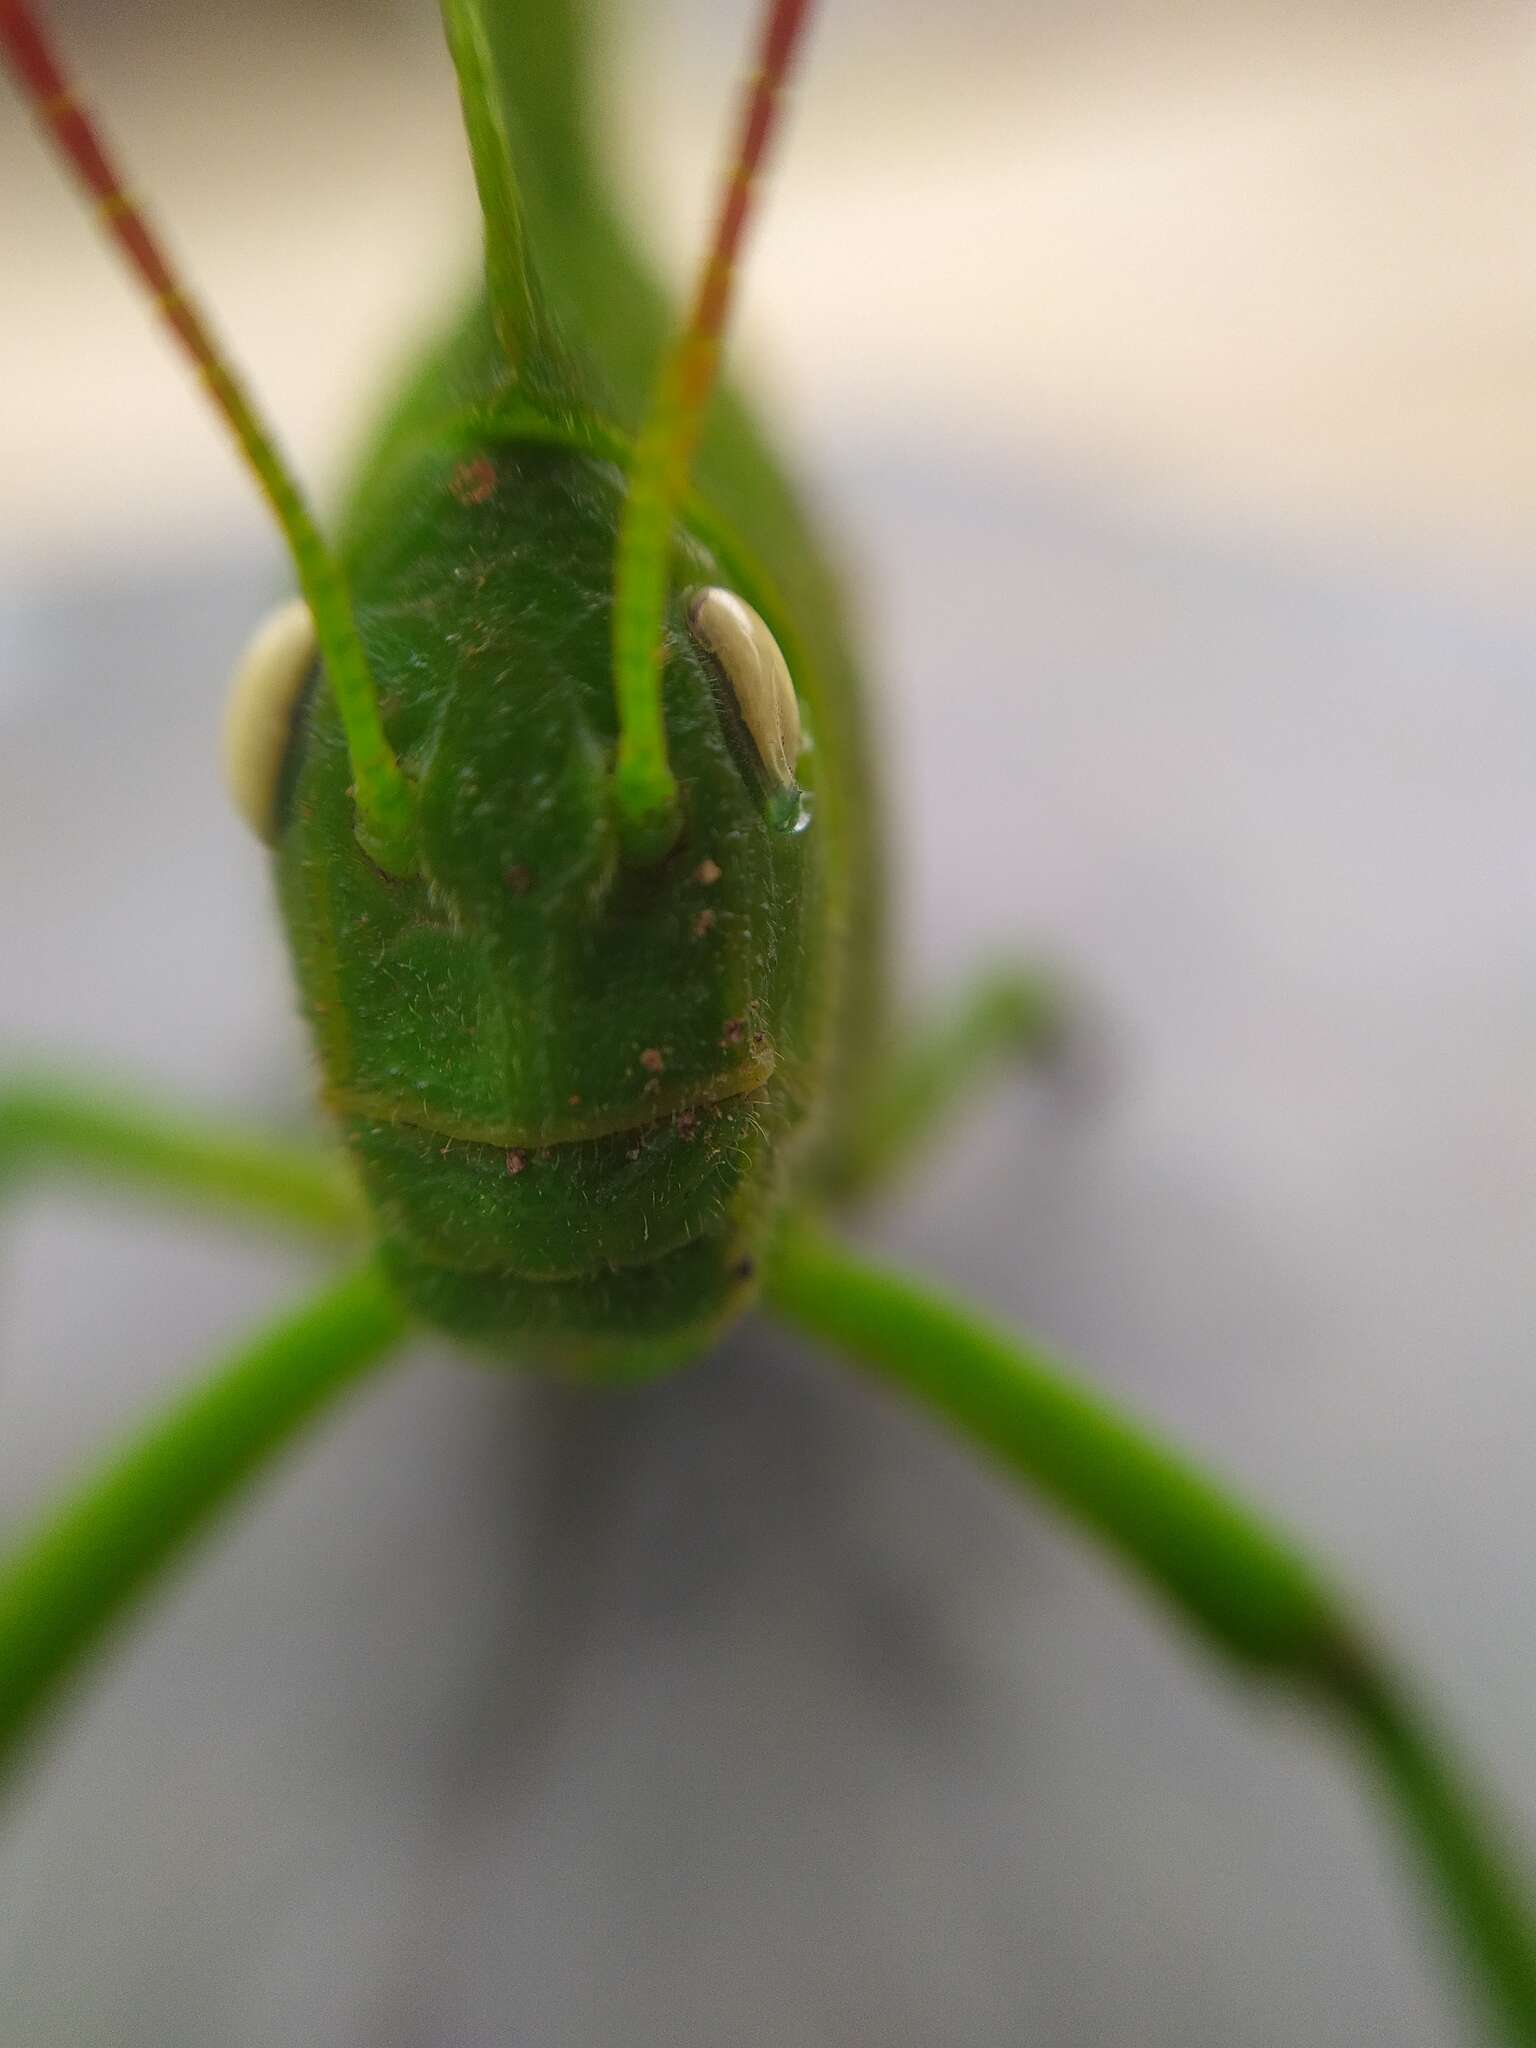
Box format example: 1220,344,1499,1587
274,3,883,1370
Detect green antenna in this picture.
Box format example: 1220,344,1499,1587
0,0,418,876
439,0,539,374
611,0,816,863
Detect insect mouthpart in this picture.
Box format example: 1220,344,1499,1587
333,1036,777,1158
342,1067,783,1357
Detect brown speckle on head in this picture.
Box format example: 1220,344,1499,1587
567,1092,582,1108
502,864,533,895
721,1016,745,1047
692,908,716,938
640,1047,665,1075
505,1148,527,1176
450,456,497,506
694,858,722,886
674,1109,699,1140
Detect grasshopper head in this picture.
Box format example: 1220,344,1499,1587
230,0,831,1371
259,437,833,1371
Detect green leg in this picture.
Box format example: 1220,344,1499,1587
825,964,1076,1201
0,1258,410,1786
0,1072,365,1240
765,1219,1536,2048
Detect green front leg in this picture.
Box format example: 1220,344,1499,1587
765,1219,1536,2048
0,1259,410,1785
0,1073,365,1241
824,965,1075,1201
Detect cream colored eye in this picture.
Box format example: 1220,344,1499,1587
222,598,317,843
688,587,801,791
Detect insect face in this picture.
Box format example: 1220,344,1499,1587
270,436,833,1368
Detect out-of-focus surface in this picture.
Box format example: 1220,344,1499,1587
1,4,1533,2044
2,0,1532,589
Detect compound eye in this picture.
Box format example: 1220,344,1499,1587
222,598,317,843
687,587,800,792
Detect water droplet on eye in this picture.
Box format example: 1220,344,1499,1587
768,787,814,835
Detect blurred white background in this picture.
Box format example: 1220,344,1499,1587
2,0,1532,586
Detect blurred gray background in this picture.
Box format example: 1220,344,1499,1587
1,2,1533,2043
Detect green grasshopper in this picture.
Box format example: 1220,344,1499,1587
1,0,1533,2038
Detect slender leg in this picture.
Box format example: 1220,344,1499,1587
0,1073,365,1241
824,964,1077,1201
0,1258,410,1786
764,1218,1536,2048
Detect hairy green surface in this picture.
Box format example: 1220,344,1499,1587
281,434,827,1361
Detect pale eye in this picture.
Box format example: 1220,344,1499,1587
687,587,801,791
222,598,317,843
